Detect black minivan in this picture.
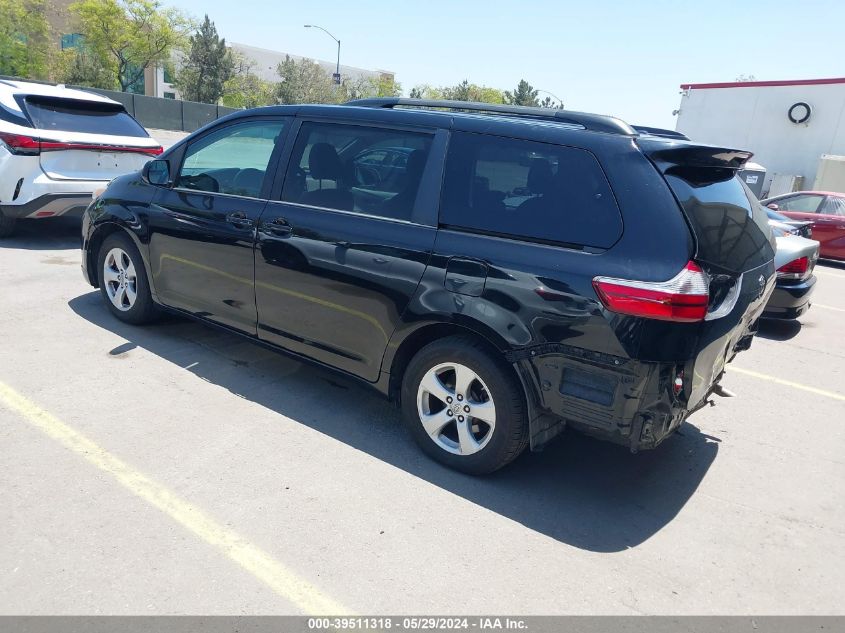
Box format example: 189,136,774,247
81,98,775,474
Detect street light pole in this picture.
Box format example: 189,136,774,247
304,24,341,84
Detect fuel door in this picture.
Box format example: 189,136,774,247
445,257,488,297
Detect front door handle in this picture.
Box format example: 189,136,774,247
263,217,293,237
226,211,253,229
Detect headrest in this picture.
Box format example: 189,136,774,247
309,143,344,180
233,168,264,196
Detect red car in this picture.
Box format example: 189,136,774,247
762,191,845,260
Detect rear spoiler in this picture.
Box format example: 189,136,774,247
637,138,753,171
633,125,690,141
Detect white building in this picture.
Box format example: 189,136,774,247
152,42,394,102
675,77,845,196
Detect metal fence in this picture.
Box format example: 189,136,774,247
77,88,240,132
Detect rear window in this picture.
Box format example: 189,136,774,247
24,97,148,138
440,132,622,248
664,168,773,273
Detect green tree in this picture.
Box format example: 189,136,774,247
53,45,115,88
221,73,274,108
410,81,504,104
175,14,233,104
409,84,443,100
70,0,191,92
274,55,338,104
373,74,401,98
221,54,273,109
442,79,472,101
539,95,563,109
341,73,402,101
505,79,539,106
0,0,50,79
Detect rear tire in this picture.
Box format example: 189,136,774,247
97,231,157,325
401,335,529,475
0,210,16,238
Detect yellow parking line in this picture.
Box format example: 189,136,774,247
0,381,350,616
814,303,845,313
729,367,845,402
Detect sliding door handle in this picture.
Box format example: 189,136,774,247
262,217,293,237
226,212,253,229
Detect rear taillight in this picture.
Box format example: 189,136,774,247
0,131,162,156
777,256,810,280
0,132,41,155
593,261,710,323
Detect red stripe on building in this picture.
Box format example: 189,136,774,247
680,77,845,90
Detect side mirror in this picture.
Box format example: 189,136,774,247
143,159,172,187
766,203,779,211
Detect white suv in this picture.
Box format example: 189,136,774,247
0,79,162,237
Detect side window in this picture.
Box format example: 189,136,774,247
440,132,622,248
281,122,433,221
778,194,823,213
820,196,845,216
177,119,286,198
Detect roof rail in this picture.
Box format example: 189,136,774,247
345,97,636,136
632,125,690,141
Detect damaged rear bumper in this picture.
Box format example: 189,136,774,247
511,336,753,453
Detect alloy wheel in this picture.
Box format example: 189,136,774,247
102,247,137,312
416,362,497,456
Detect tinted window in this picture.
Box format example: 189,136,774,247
664,170,774,273
177,119,285,197
439,132,622,248
282,122,432,221
820,196,845,216
777,194,823,213
24,97,148,137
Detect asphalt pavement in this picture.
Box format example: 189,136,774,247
1,216,843,615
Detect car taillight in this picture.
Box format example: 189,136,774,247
592,261,710,323
0,132,41,155
777,256,810,280
0,131,162,156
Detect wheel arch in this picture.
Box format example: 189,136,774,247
386,320,551,452
86,221,156,302
386,320,517,403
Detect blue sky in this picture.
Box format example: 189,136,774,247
166,0,844,128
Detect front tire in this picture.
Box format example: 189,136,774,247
97,231,157,325
401,336,529,475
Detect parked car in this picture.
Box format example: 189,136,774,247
0,79,162,237
763,227,819,319
761,191,845,260
80,98,775,474
766,208,813,238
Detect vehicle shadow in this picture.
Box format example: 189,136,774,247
757,318,802,341
0,216,82,251
817,259,845,271
69,291,720,553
